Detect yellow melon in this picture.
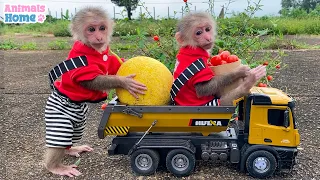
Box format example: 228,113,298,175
116,56,173,105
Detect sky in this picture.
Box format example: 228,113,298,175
0,0,282,20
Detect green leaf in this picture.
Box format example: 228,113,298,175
241,59,248,65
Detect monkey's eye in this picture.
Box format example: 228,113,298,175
205,27,211,32
88,27,95,32
99,26,106,31
196,30,202,36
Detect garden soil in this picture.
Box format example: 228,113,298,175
1,40,320,179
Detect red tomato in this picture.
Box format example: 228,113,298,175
258,83,267,87
183,0,187,2
219,51,230,60
101,103,107,110
276,64,280,69
267,75,273,81
153,35,159,41
221,60,227,64
263,61,269,66
210,55,222,66
226,55,239,63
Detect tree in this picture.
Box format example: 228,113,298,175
281,0,298,9
281,0,320,12
300,0,320,12
111,0,139,20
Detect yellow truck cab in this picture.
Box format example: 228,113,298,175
98,87,300,179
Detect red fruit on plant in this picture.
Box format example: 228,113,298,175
101,103,107,110
276,64,281,69
267,75,273,81
258,82,264,87
153,35,159,41
210,55,222,66
183,0,187,2
263,61,269,66
226,55,239,63
219,51,230,60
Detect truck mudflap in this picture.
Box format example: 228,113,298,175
240,145,298,172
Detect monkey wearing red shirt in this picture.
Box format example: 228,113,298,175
43,7,147,177
173,12,266,106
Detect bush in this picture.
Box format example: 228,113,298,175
0,39,19,50
52,20,72,37
48,39,71,50
20,42,38,50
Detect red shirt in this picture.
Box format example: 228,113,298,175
173,46,215,106
54,41,122,102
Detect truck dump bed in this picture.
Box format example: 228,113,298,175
98,98,236,139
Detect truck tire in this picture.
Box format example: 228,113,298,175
166,149,195,177
130,149,159,176
245,150,277,179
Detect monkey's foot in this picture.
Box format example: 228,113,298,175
65,145,93,157
48,164,82,177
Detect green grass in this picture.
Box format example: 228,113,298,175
0,35,317,51
249,17,320,35
1,16,320,37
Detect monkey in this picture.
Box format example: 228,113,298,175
172,11,266,106
43,6,147,177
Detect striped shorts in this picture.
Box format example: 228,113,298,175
204,98,220,106
44,91,88,148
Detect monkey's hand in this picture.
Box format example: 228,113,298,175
119,74,147,99
195,65,250,98
237,65,267,95
234,65,251,78
249,65,266,81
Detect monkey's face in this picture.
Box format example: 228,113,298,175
192,23,214,50
83,20,109,51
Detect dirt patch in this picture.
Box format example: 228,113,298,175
0,51,4,89
2,49,320,180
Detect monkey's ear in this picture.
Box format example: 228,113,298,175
175,32,183,45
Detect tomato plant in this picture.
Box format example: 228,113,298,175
111,0,286,89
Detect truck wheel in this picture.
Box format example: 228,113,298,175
166,149,195,177
130,149,159,176
246,150,277,179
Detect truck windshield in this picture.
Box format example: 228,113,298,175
288,101,297,129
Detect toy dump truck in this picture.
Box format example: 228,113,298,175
98,87,300,179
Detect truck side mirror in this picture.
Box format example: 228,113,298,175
284,110,289,128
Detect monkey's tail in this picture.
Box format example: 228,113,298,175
109,49,124,65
